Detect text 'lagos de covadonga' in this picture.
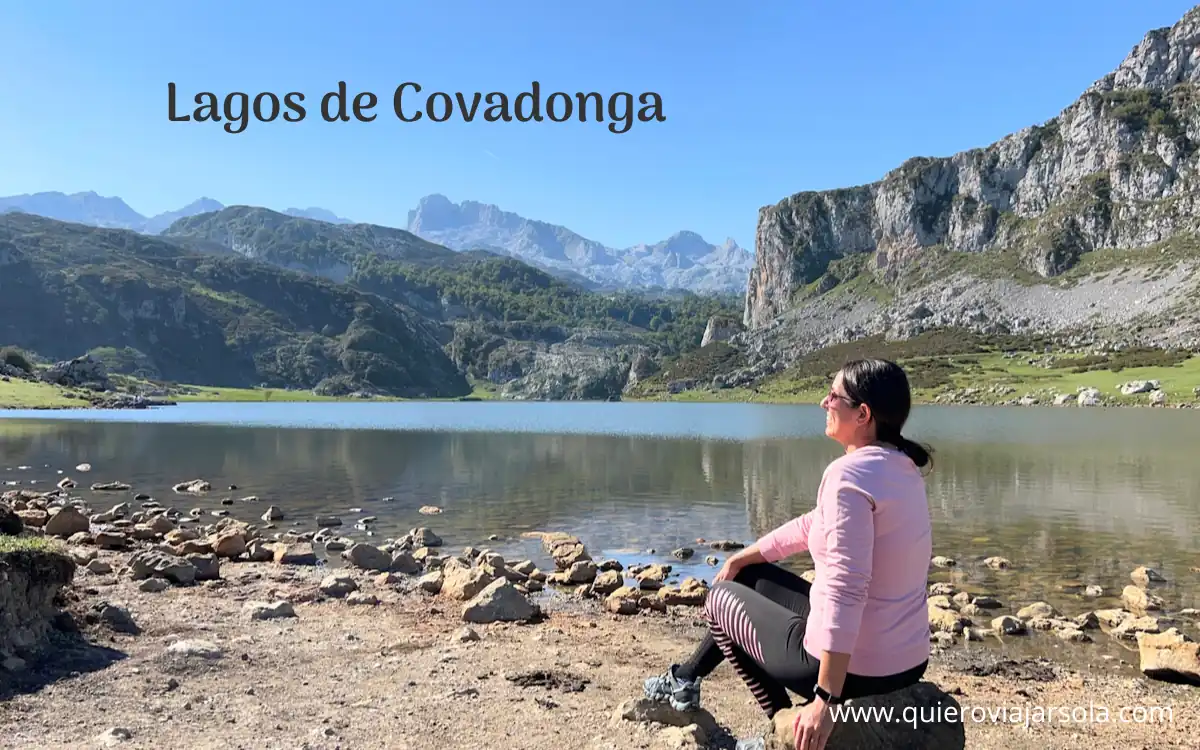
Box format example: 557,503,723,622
167,82,666,134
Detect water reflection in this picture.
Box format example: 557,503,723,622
1,404,1198,670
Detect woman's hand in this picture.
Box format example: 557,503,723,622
712,555,745,582
793,696,834,750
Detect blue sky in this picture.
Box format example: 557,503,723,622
1,1,1196,250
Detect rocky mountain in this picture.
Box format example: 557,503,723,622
0,212,470,399
736,5,1200,370
0,191,352,236
284,207,354,224
156,206,739,399
406,193,753,295
0,191,146,230
141,198,225,234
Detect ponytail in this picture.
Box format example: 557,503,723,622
894,434,933,471
838,359,934,474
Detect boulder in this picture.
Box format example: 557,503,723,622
567,560,598,583
39,354,111,390
1131,566,1166,585
343,543,391,572
659,577,709,606
441,566,496,601
244,601,296,621
172,479,211,494
273,543,318,566
612,698,717,737
319,573,358,598
550,537,591,570
766,682,966,750
389,550,421,574
1136,628,1200,685
44,507,90,538
461,578,538,624
590,570,624,596
210,530,246,559
1122,585,1163,614
127,549,197,585
605,586,643,615
928,604,969,634
0,504,22,536
1015,602,1059,620
410,527,443,547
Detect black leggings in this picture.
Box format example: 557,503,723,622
678,562,927,717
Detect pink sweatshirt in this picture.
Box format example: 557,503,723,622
757,444,932,676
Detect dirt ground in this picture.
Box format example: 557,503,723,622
0,557,1196,750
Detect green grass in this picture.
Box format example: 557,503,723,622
0,535,64,554
175,385,387,403
1,373,505,408
0,378,85,409
626,328,1200,407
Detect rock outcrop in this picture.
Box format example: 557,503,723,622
740,7,1200,360
497,330,652,401
38,354,112,391
0,542,77,663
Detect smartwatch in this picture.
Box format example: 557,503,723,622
814,685,844,705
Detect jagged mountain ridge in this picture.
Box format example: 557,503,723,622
738,5,1200,365
0,191,352,235
406,193,753,295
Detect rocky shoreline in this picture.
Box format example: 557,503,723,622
2,472,1198,748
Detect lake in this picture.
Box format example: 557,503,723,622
2,401,1197,670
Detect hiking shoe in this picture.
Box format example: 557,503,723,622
642,664,701,712
734,736,766,750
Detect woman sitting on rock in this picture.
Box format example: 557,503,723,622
644,359,935,750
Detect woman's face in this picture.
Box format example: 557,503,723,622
821,372,861,444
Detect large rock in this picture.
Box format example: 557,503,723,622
612,697,718,737
549,536,592,570
441,566,496,601
273,542,318,565
343,543,391,572
0,504,24,536
38,354,111,390
461,579,538,624
43,507,90,538
127,549,197,585
0,546,77,658
766,682,966,749
1136,628,1200,685
659,577,709,606
1122,585,1164,614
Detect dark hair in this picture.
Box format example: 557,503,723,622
837,358,933,471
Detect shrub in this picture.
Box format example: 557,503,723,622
0,346,33,373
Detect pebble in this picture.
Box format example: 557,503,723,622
166,640,224,659
95,727,132,747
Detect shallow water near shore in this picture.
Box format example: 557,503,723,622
2,401,1198,673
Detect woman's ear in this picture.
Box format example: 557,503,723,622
857,403,872,426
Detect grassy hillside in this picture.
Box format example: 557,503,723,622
166,207,740,356
627,329,1200,407
0,212,471,399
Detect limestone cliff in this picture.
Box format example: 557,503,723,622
744,7,1200,344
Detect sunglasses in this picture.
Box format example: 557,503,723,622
824,388,858,407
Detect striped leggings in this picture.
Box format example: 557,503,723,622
690,563,926,717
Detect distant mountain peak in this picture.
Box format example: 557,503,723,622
405,194,750,294
284,207,354,224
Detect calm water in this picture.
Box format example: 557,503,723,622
2,402,1198,669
